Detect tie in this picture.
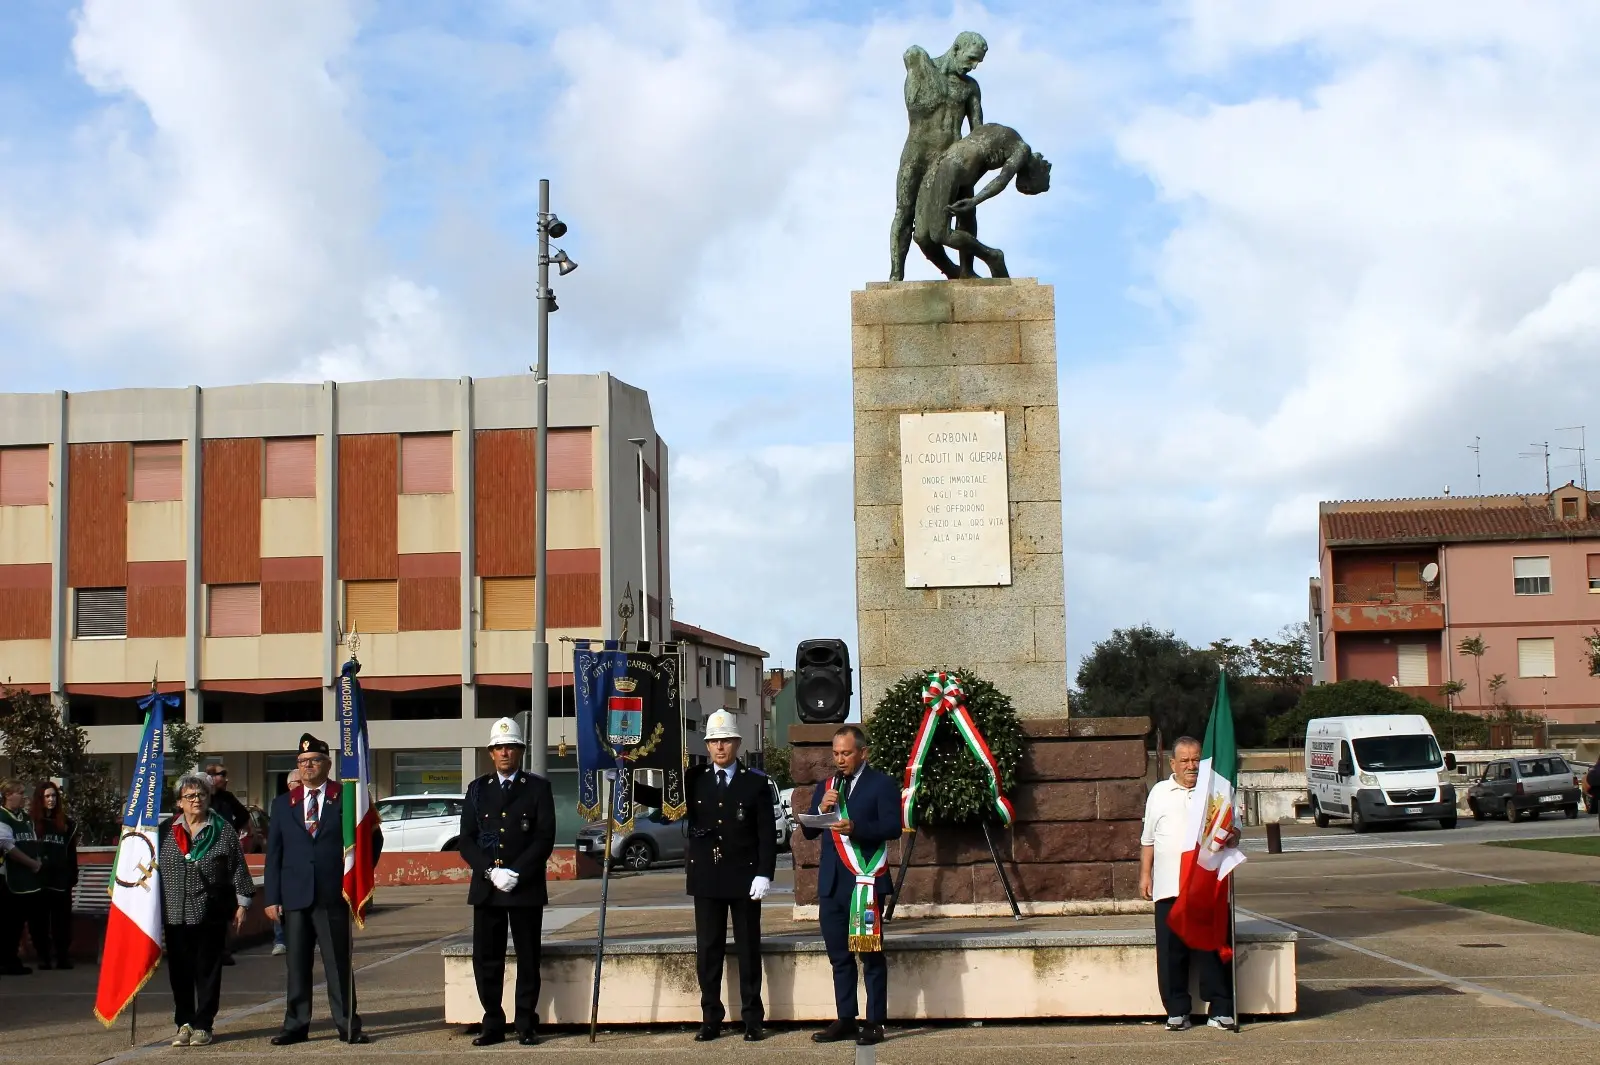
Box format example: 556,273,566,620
717,769,728,791
306,789,320,832
501,777,512,794
838,775,852,808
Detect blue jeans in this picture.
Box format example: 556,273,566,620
273,918,285,947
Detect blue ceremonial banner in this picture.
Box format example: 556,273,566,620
574,640,686,830
574,640,630,825
125,690,175,830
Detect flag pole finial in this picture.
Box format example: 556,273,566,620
346,623,361,664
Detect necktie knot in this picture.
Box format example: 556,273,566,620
717,770,728,788
501,777,511,792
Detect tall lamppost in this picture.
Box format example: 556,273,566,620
628,437,649,643
530,178,577,778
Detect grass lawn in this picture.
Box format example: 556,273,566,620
1404,882,1600,936
1485,836,1600,858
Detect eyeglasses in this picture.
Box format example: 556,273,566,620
208,769,228,777
179,793,206,803
296,757,326,767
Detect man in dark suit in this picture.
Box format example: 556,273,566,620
802,724,902,1047
680,710,777,1042
458,716,556,1047
264,733,383,1045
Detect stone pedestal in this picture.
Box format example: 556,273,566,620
852,278,1066,719
788,717,1151,914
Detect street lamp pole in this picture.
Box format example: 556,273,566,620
629,437,649,643
530,178,553,777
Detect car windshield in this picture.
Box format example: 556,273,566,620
1352,735,1442,772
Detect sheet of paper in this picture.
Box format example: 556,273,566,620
796,810,840,829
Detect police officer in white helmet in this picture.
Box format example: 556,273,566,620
458,717,555,1046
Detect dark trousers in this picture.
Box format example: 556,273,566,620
29,890,73,964
165,922,227,1030
819,892,888,1024
0,881,29,966
472,905,543,1037
282,904,359,1037
1154,898,1233,1018
693,895,763,1026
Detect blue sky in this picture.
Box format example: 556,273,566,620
4,1,1600,688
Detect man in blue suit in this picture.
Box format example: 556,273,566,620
264,733,383,1045
801,724,902,1047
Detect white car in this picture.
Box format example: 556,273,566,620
376,793,465,852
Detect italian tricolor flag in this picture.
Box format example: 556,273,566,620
1167,672,1246,962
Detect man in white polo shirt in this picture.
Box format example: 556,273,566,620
1140,736,1235,1031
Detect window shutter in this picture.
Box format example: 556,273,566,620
75,587,127,638
265,438,316,498
208,584,262,637
547,429,592,490
1517,638,1557,678
1396,644,1429,687
401,434,453,494
344,579,399,634
0,447,48,506
1513,556,1551,579
131,442,182,502
482,577,535,630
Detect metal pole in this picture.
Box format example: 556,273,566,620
346,911,356,1040
529,177,552,778
980,820,1022,921
589,772,617,1042
129,997,137,1047
632,440,649,644
1229,878,1240,1031
885,828,917,920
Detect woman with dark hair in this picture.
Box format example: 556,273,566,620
29,781,79,969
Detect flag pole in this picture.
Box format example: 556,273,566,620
129,998,137,1047
589,771,617,1043
343,631,360,1043
1229,877,1240,1032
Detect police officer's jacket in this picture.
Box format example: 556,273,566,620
459,770,557,908
683,762,778,900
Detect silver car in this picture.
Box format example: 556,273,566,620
575,808,686,871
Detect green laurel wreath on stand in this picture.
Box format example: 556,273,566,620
867,668,1025,827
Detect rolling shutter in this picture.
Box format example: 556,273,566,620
547,429,592,490
0,447,48,506
344,579,399,634
1517,637,1557,678
265,438,316,498
401,433,453,494
74,587,127,638
482,577,535,630
1396,643,1429,687
131,442,183,502
1588,554,1600,591
208,584,262,637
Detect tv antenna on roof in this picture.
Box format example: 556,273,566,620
1468,436,1482,495
1557,425,1587,490
1520,441,1551,495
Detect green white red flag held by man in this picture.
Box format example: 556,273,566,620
1166,672,1246,962
338,659,379,927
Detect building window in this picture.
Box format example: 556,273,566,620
264,438,316,498
1517,637,1557,678
0,447,48,506
1512,556,1552,596
547,428,592,491
344,579,399,634
208,584,262,637
74,587,127,638
131,442,182,502
724,653,737,688
1561,497,1580,519
400,433,453,495
714,659,723,686
482,577,535,630
393,750,463,794
1588,554,1600,592
1396,643,1429,687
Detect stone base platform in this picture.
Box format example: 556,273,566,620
442,922,1297,1023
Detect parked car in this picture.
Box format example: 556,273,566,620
376,793,466,852
1566,759,1598,815
1467,755,1582,822
766,776,791,851
242,805,270,854
575,808,686,871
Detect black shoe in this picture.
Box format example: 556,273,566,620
342,1032,371,1044
857,1023,884,1046
270,1031,308,1046
694,1023,721,1041
812,1020,858,1043
518,1034,540,1046
471,1032,505,1047
744,1025,766,1042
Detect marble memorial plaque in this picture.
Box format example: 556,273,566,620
899,411,1011,588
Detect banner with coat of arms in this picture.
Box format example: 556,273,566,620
574,640,686,830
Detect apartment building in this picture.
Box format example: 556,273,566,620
1311,483,1600,724
0,373,669,823
672,621,768,763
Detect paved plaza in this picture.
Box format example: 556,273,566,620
11,822,1600,1065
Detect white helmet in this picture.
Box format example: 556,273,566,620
704,710,741,742
486,716,525,748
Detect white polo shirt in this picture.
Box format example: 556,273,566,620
1140,775,1193,902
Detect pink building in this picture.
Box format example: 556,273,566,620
1311,483,1600,725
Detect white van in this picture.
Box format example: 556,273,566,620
1305,715,1458,832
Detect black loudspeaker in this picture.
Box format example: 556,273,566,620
795,639,852,724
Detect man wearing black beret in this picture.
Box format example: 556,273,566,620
264,733,383,1044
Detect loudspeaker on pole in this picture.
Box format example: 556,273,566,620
795,639,852,724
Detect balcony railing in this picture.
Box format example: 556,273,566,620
1332,582,1441,605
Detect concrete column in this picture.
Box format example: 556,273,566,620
458,376,476,723
461,746,476,789
322,380,339,722
185,385,202,723
597,373,615,638
48,391,67,706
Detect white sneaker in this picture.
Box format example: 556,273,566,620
1207,1016,1236,1030
1165,1016,1192,1031
172,1025,193,1046
190,1030,213,1046
271,943,287,956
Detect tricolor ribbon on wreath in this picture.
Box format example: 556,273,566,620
901,671,1016,830
829,788,888,952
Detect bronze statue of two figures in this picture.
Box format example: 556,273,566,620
890,32,1051,282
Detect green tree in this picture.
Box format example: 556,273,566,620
1457,634,1487,710
1251,623,1313,686
1,688,122,844
760,741,794,790
1269,680,1492,748
165,720,206,811
1486,672,1508,711
1438,679,1467,709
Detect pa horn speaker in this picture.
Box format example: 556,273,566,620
795,638,851,724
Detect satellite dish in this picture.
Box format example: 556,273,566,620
1421,563,1439,583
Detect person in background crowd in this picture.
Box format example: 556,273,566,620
270,769,300,957
0,779,44,975
29,782,78,969
161,772,254,1046
1585,761,1600,825
205,762,251,967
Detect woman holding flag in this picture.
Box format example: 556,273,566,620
159,772,254,1046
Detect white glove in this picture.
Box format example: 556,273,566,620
489,868,519,892
749,875,771,901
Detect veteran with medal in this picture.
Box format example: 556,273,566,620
459,716,557,1047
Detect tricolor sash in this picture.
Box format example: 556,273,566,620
901,672,1015,830
829,789,888,953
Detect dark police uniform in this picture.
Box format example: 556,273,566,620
458,768,556,1044
684,761,777,1032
